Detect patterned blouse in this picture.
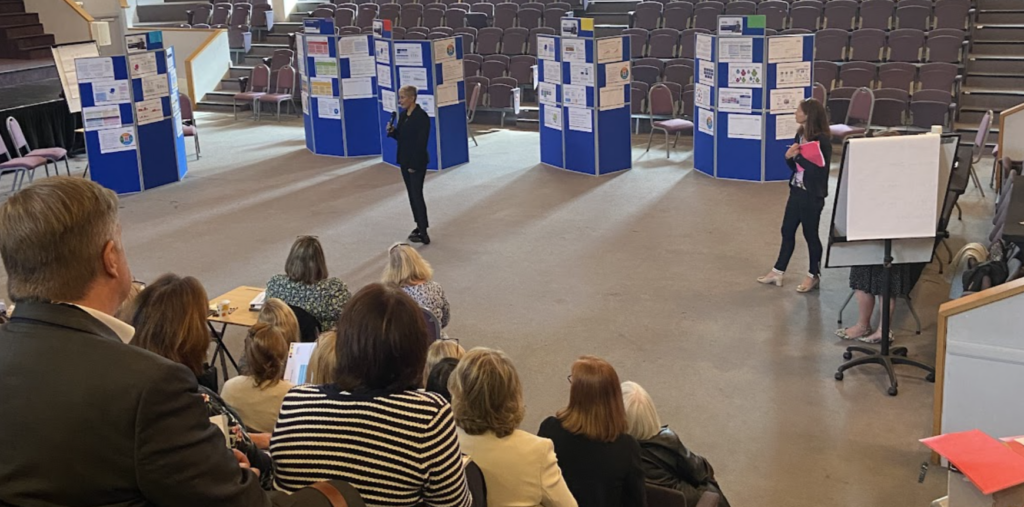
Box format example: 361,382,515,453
265,275,351,331
403,281,450,329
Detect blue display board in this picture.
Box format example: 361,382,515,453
375,20,469,171
77,31,187,194
538,22,631,176
693,17,814,182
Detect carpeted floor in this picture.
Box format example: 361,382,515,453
5,112,996,506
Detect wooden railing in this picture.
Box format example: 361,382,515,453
997,102,1024,192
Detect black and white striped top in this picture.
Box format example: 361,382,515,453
270,384,473,507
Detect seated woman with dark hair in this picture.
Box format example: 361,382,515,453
270,283,472,507
266,235,351,331
426,357,459,402
130,274,274,489
621,381,730,507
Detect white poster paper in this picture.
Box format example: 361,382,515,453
302,95,309,114
128,52,157,77
318,97,341,118
342,77,374,99
776,61,811,88
141,74,169,99
125,34,148,53
377,64,392,89
698,59,715,86
297,37,306,74
537,36,556,60
347,55,376,78
770,88,806,113
135,98,164,125
416,94,436,117
695,34,713,61
98,126,136,153
561,18,579,37
543,59,562,83
728,63,763,88
398,67,428,89
437,82,458,106
567,106,592,132
562,39,586,63
394,43,423,66
599,85,624,110
718,88,752,113
91,80,130,105
539,82,557,105
596,37,622,64
382,89,396,112
338,36,369,56
173,112,183,137
768,36,804,63
694,83,712,109
83,105,122,131
698,108,714,134
718,16,744,34
314,57,338,77
375,40,390,64
775,114,799,140
433,38,457,62
441,59,463,83
307,36,330,57
604,60,630,87
75,57,114,83
718,37,753,63
569,63,593,86
310,77,335,97
544,105,562,130
563,84,587,106
727,114,762,140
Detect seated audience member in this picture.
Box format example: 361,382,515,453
258,298,302,344
383,243,451,329
538,356,647,507
425,338,466,385
450,348,577,507
131,274,275,489
270,283,473,507
836,263,924,344
266,235,351,332
426,357,459,401
621,381,730,507
0,178,270,506
307,330,337,384
222,322,296,433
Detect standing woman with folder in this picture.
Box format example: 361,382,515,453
758,99,832,292
388,85,433,245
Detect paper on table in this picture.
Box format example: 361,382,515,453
83,105,122,131
599,85,624,110
92,80,130,105
543,59,561,83
567,106,592,132
718,37,753,63
718,88,752,113
563,84,587,106
382,89,396,112
342,77,374,99
727,114,761,140
536,36,556,60
347,55,375,78
375,40,390,64
770,88,806,113
310,77,335,97
314,57,338,77
98,126,136,153
922,430,1024,495
768,36,804,63
695,34,713,61
398,67,428,89
318,97,341,119
728,63,763,88
394,43,423,66
694,83,712,109
544,105,562,130
141,74,168,99
697,108,714,134
75,57,115,82
775,114,799,140
416,94,436,117
284,342,317,385
562,38,586,63
698,59,715,86
441,59,463,83
569,63,593,86
307,36,330,57
338,36,369,56
437,82,459,106
377,64,392,89
596,37,622,64
604,60,630,87
128,52,157,77
776,61,811,88
539,82,557,105
433,37,457,62
135,98,164,125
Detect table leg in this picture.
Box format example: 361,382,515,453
207,321,239,376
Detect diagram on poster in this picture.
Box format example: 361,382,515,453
310,77,334,97
537,36,556,60
694,83,712,109
543,59,561,83
416,94,435,117
394,43,423,66
377,64,392,89
141,74,168,99
698,108,714,134
441,59,462,83
348,56,375,78
338,36,369,56
539,82,557,105
769,88,805,113
695,34,713,61
375,40,390,63
92,80,130,105
76,57,114,82
544,106,562,130
307,36,330,57
315,58,338,77
567,106,592,132
135,98,164,125
599,85,624,110
604,61,630,87
83,105,122,131
398,67,428,89
128,52,157,76
318,97,341,119
433,38,457,62
727,114,762,140
570,63,593,86
718,38,753,62
718,88,752,113
698,59,715,86
729,63,762,87
436,82,458,106
775,114,799,140
342,77,374,98
563,84,587,106
768,36,803,63
776,61,811,88
596,37,622,64
98,126,136,153
382,89,396,112
562,39,586,63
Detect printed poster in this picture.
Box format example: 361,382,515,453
341,77,374,99
394,43,423,66
134,98,164,125
718,88,752,113
347,56,375,78
727,114,762,140
596,37,622,64
98,126,136,153
302,95,309,115
718,37,753,63
562,39,586,63
569,63,593,86
768,36,803,63
310,77,335,97
433,38,457,62
377,64,392,89
698,59,715,86
141,74,168,99
539,82,557,105
599,85,624,110
375,40,390,64
543,59,561,83
398,67,428,89
125,34,148,53
307,36,330,57
382,89,396,112
315,58,338,77
338,36,369,56
75,57,115,82
718,16,744,34
695,34,713,61
776,61,811,88
436,82,459,106
567,106,592,132
92,80,130,105
416,94,435,117
537,36,556,60
318,97,341,119
694,83,712,109
82,105,122,131
544,105,562,130
770,88,806,113
729,63,762,88
604,61,630,87
441,59,463,83
775,114,799,140
128,52,157,76
563,84,587,106
697,108,714,135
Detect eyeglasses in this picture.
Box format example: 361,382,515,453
441,337,459,345
389,242,409,253
567,374,572,383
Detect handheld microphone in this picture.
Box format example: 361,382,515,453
388,111,397,128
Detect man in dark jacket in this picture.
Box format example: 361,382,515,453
0,178,272,507
388,84,433,245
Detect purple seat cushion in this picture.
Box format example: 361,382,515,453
234,92,266,100
258,93,293,103
182,125,197,136
830,124,865,138
27,147,66,160
0,155,47,171
653,118,694,133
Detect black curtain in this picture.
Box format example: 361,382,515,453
0,100,80,158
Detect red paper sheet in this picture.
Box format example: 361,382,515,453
798,140,825,168
921,429,1024,495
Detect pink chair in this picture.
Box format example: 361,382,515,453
6,117,70,177
830,87,874,142
233,63,270,119
0,138,47,192
466,81,481,146
645,83,693,158
178,93,201,158
258,65,296,120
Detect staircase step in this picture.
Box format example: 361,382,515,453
219,77,243,92
954,122,999,146
196,100,238,113
970,41,1024,56
0,1,26,14
978,0,1024,10
271,22,304,34
9,33,53,49
961,88,1024,110
976,11,1024,24
958,107,1003,125
964,74,1024,89
974,24,1024,41
0,12,37,26
18,45,51,60
967,57,1024,74
295,1,321,11
0,22,41,38
229,65,253,79
250,43,290,57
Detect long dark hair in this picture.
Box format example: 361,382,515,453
130,274,210,376
797,98,831,141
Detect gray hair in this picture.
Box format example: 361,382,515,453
399,85,418,99
621,381,663,441
0,177,120,302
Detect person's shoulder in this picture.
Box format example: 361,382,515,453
509,429,556,453
394,389,450,411
220,375,252,395
538,415,563,434
320,277,347,290
266,274,291,290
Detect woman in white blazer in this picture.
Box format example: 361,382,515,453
449,348,578,507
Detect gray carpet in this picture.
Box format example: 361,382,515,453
6,113,996,506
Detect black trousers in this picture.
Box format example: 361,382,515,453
774,187,825,276
401,165,429,230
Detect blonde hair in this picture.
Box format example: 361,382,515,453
115,280,147,324
285,235,328,285
257,298,300,344
245,321,290,388
399,85,418,99
621,381,663,441
449,348,524,438
308,331,337,384
382,243,433,287
424,339,465,385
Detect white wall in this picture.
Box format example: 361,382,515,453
126,28,228,102
272,0,298,23
24,0,93,45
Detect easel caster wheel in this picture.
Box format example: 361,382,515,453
835,371,844,381
887,386,898,396
843,351,853,360
926,373,935,382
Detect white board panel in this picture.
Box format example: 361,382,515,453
827,238,934,267
52,42,101,114
833,149,850,237
1003,112,1024,161
937,135,958,222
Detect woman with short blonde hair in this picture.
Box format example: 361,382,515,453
307,330,337,385
257,298,300,344
621,381,663,441
450,348,576,507
424,339,465,385
266,235,351,331
383,243,451,329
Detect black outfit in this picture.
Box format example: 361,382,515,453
773,133,833,276
638,427,730,507
537,416,648,507
850,263,925,296
388,104,431,235
0,302,272,507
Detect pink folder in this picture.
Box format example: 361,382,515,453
921,429,1024,495
797,140,825,168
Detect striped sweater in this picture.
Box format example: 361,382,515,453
270,384,473,507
